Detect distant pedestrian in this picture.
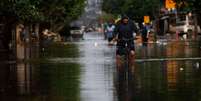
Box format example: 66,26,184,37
106,22,115,42
141,23,150,46
41,29,52,50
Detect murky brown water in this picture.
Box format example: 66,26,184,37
0,32,201,101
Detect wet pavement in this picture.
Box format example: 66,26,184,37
0,32,201,101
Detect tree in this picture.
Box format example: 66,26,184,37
102,0,125,15
0,0,86,33
102,0,160,21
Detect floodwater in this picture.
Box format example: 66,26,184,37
0,32,201,101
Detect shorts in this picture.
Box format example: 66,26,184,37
116,41,135,56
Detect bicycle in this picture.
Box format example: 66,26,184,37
119,38,135,79
115,38,135,101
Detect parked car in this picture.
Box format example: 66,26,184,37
70,26,84,38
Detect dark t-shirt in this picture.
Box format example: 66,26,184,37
114,20,138,47
114,20,138,39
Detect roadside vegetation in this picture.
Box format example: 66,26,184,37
0,0,86,36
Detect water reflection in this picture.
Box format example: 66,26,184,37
115,39,201,101
115,68,135,101
0,33,201,101
0,62,81,101
118,60,201,101
79,32,116,101
16,63,32,95
136,40,200,59
37,63,81,101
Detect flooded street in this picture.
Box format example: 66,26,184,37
78,32,116,101
0,32,201,101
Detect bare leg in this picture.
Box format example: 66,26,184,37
129,50,135,73
116,55,123,71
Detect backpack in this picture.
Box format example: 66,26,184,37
107,25,115,32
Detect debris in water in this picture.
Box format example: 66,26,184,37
196,62,199,69
94,42,98,47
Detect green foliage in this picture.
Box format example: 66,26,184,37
175,0,201,12
0,0,86,30
102,0,160,20
102,0,125,16
99,12,115,22
14,0,42,22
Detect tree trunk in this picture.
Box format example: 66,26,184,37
16,24,25,60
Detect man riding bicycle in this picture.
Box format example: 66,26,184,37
113,15,138,71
